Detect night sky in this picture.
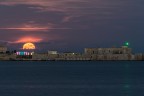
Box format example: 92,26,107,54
0,0,144,53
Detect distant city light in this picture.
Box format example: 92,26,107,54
16,52,33,56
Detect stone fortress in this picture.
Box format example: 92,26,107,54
0,44,143,60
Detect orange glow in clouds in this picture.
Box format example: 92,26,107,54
15,37,42,43
0,23,50,31
4,27,49,31
0,26,49,31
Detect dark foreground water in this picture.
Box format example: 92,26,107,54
0,61,144,96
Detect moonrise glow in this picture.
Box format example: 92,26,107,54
0,0,144,52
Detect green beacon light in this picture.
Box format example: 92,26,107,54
124,42,129,46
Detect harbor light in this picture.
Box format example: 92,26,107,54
124,42,129,46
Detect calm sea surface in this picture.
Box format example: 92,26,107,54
0,61,143,96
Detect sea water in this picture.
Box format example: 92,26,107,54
0,61,143,96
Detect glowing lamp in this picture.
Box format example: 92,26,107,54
16,52,18,55
124,42,129,46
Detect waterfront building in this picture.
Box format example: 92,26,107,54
48,51,58,55
1,44,144,61
0,46,7,53
135,53,143,60
84,46,132,55
84,46,133,60
32,53,48,60
57,52,91,60
0,54,16,60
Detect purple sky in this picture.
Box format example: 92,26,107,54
0,0,144,52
